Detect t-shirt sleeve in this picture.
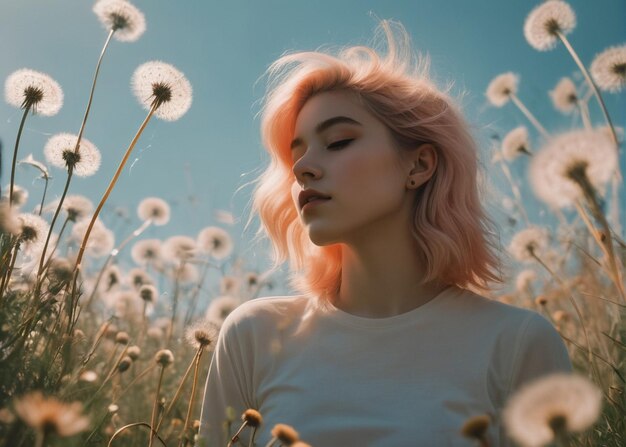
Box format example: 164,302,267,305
507,312,573,395
198,315,255,447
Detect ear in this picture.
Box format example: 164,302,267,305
407,143,437,188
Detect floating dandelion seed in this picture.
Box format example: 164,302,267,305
503,373,602,447
137,197,170,225
590,44,626,93
44,133,101,177
17,213,50,255
486,72,518,107
163,235,197,261
93,0,146,42
502,126,531,161
205,295,240,326
184,319,220,350
71,218,114,258
524,0,576,51
4,69,63,115
508,226,550,263
550,77,578,113
131,61,192,121
13,391,90,437
197,226,233,259
529,129,617,209
131,238,162,265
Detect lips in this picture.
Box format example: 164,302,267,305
298,189,332,209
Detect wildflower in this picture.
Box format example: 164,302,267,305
131,238,162,266
127,267,153,290
101,264,122,292
205,295,239,325
137,197,170,225
241,409,262,428
460,414,491,444
0,199,21,235
115,331,129,345
163,235,197,262
118,355,133,373
508,227,550,263
13,391,90,437
126,345,141,360
131,61,192,121
93,0,146,42
515,269,537,292
184,319,220,350
269,424,299,445
550,77,578,113
486,72,518,107
71,218,114,258
139,284,158,304
529,129,617,209
52,195,94,221
4,69,63,115
523,0,576,51
17,213,50,255
197,226,233,259
503,373,603,447
502,126,531,161
44,133,101,177
3,184,29,208
155,349,174,367
590,44,626,93
47,258,74,283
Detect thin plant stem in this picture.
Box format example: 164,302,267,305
149,365,166,447
179,347,205,447
37,174,50,216
9,106,31,206
577,100,592,130
228,421,249,447
107,422,167,447
497,159,531,227
510,94,550,140
0,241,20,301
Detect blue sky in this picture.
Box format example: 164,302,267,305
1,0,624,294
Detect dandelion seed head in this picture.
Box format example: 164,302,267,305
524,0,576,51
529,129,617,209
550,77,578,113
147,326,163,341
93,0,146,42
108,290,142,321
534,295,548,306
163,235,197,262
515,269,537,292
3,185,29,208
461,414,491,440
271,423,299,444
137,197,170,225
184,319,220,350
508,226,550,263
100,264,122,293
205,295,239,325
502,126,530,161
127,345,141,360
131,238,162,266
242,409,263,428
118,355,133,373
4,69,63,115
503,373,603,447
590,44,626,93
220,275,240,295
13,391,90,437
115,331,129,345
71,218,114,258
17,213,49,255
131,61,192,121
155,349,174,367
139,284,158,303
44,133,101,177
486,72,519,107
197,226,233,259
64,195,94,221
0,199,21,236
47,258,74,283
127,267,153,290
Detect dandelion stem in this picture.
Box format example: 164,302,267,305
0,241,20,301
179,347,205,447
37,174,50,216
149,365,166,447
9,106,31,206
497,159,531,227
107,422,167,447
228,421,249,447
510,94,550,140
577,100,592,130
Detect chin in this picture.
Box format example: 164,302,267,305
306,226,342,246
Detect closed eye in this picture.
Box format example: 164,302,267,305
327,139,354,149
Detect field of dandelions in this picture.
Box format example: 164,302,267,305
0,1,624,446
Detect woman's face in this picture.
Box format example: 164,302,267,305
290,89,416,246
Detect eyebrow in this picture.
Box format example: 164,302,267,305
290,116,362,150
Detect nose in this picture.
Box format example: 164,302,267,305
292,147,323,185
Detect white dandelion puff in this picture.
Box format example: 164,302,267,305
502,126,531,161
0,200,21,236
515,269,537,292
45,195,94,221
508,226,550,263
220,275,240,295
590,44,626,93
205,295,240,326
93,0,146,42
3,185,29,208
44,133,101,177
126,267,153,290
524,0,576,51
131,61,192,121
131,238,162,266
17,213,50,255
163,235,197,262
137,197,170,225
172,262,199,283
197,226,233,260
529,129,617,209
550,77,578,113
184,319,220,350
486,72,519,107
503,373,602,447
71,218,114,258
4,69,63,115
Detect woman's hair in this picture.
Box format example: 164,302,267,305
247,19,504,301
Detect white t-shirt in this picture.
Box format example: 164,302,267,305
199,285,572,447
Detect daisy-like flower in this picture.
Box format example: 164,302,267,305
44,133,101,177
590,44,626,93
131,61,192,121
71,218,114,258
93,0,146,42
523,0,576,51
503,373,602,447
550,77,578,113
508,226,550,263
163,235,197,262
4,69,63,115
502,126,531,161
197,226,233,260
205,295,240,325
17,213,50,255
131,238,162,266
529,129,617,209
137,197,170,225
13,391,90,437
486,72,519,107
184,319,220,350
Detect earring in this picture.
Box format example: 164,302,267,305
409,180,415,186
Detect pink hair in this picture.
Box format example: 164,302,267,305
246,20,504,301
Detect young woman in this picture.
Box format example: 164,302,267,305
199,20,572,447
